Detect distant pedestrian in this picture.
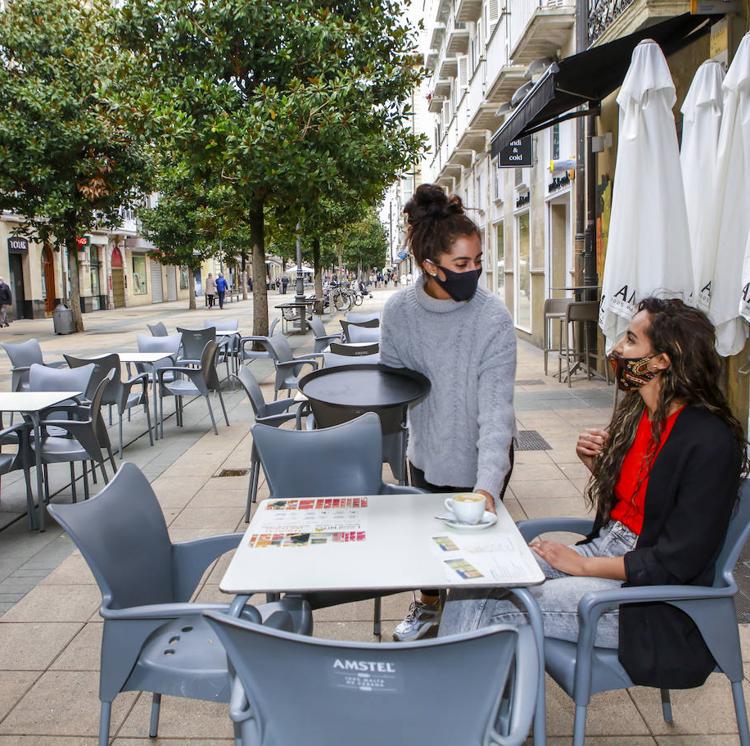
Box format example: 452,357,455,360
281,275,289,294
248,275,253,292
216,273,228,309
0,278,11,327
205,273,216,308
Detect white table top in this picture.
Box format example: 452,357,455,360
220,492,544,595
0,391,82,413
116,352,174,363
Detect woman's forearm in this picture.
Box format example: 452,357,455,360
582,555,627,580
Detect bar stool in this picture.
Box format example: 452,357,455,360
562,301,611,387
543,298,573,380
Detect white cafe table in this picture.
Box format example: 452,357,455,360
221,492,548,745
116,352,174,441
0,391,82,531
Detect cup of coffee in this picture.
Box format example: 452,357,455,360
444,493,486,525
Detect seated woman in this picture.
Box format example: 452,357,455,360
439,297,747,687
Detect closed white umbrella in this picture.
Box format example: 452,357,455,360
599,40,693,352
681,59,724,307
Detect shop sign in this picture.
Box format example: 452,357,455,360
498,136,532,168
7,236,29,254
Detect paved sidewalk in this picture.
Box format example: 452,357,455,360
0,290,746,743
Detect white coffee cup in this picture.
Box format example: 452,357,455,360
444,493,486,525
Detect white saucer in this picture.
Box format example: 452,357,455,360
436,511,498,530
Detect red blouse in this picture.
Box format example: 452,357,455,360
611,406,685,535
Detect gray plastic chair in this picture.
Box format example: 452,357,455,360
147,321,169,337
205,319,240,375
1,338,66,394
237,318,280,368
136,333,182,383
205,611,538,746
47,462,312,746
323,346,380,368
64,353,153,458
33,375,114,504
329,341,379,357
0,422,34,524
157,340,229,437
308,316,342,353
178,325,232,381
517,479,750,746
253,412,424,635
245,333,323,400
341,317,380,343
230,366,304,520
346,311,381,324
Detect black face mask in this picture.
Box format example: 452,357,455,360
427,262,482,302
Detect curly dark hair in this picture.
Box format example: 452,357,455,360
403,184,480,266
586,297,749,521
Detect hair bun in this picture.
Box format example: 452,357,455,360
404,184,465,226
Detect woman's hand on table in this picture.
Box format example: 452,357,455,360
530,539,587,576
476,489,496,515
576,428,609,473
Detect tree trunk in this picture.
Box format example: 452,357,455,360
312,237,324,315
65,233,84,333
241,252,248,301
249,197,268,337
188,264,197,310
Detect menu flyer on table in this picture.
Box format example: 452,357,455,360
432,534,530,582
249,497,368,549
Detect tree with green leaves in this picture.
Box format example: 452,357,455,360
117,0,424,336
0,0,150,331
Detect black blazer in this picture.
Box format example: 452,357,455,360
586,405,742,688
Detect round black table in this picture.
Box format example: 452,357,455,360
298,364,430,483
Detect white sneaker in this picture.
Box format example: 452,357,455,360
392,599,441,642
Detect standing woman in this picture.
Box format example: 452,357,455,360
205,273,216,309
380,184,517,641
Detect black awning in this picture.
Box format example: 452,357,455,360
490,13,717,157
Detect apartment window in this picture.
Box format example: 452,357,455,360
496,222,505,299
493,162,503,201
476,172,484,211
551,124,560,161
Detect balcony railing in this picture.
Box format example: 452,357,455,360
588,0,636,43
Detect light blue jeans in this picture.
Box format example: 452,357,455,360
438,520,638,648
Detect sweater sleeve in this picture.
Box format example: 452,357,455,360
624,428,741,586
473,305,517,498
379,295,406,369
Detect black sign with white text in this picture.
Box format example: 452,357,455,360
498,136,532,168
7,237,28,255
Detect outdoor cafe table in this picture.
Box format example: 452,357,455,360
0,390,81,531
221,492,547,745
116,351,174,441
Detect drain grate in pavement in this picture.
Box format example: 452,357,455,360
516,430,551,451
217,468,249,477
515,379,545,386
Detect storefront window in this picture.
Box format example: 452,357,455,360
515,212,531,330
90,250,101,310
179,267,189,289
496,222,505,300
132,255,148,295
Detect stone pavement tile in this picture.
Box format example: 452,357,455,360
50,623,102,671
168,528,223,544
655,737,741,745
312,620,398,641
545,679,651,736
547,448,585,464
117,693,234,740
520,497,591,520
206,548,243,585
199,476,248,492
629,675,750,735
39,553,95,585
740,624,750,663
169,507,243,532
513,451,554,465
0,622,80,670
149,478,201,510
0,737,97,745
0,670,136,737
193,584,228,604
312,592,414,623
540,739,656,745
510,464,567,482
1,585,100,623
0,672,39,722
504,497,528,521
188,488,248,509
510,479,583,500
555,462,592,480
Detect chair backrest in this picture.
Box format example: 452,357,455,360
64,353,121,402
72,373,116,458
147,322,169,337
330,342,380,357
2,338,44,368
265,334,294,363
544,298,573,316
136,334,182,374
204,319,239,332
177,326,216,360
566,301,598,323
341,319,380,342
347,325,381,344
29,362,94,396
204,611,526,746
253,413,384,497
346,312,381,324
200,340,221,391
269,317,280,337
308,316,328,338
714,479,750,586
324,352,380,368
233,366,267,417
48,462,176,609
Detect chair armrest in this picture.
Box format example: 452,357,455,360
380,484,428,495
46,360,68,369
275,359,318,373
516,517,595,543
172,532,243,601
256,412,298,427
0,422,31,441
101,601,238,621
124,372,150,387
239,336,270,354
315,333,342,344
9,365,31,373
38,418,92,435
263,398,303,416
292,352,325,363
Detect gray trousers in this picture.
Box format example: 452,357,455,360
0,305,9,325
439,521,638,648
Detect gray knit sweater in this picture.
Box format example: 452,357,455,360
380,276,517,498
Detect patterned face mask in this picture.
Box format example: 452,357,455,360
608,352,659,391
